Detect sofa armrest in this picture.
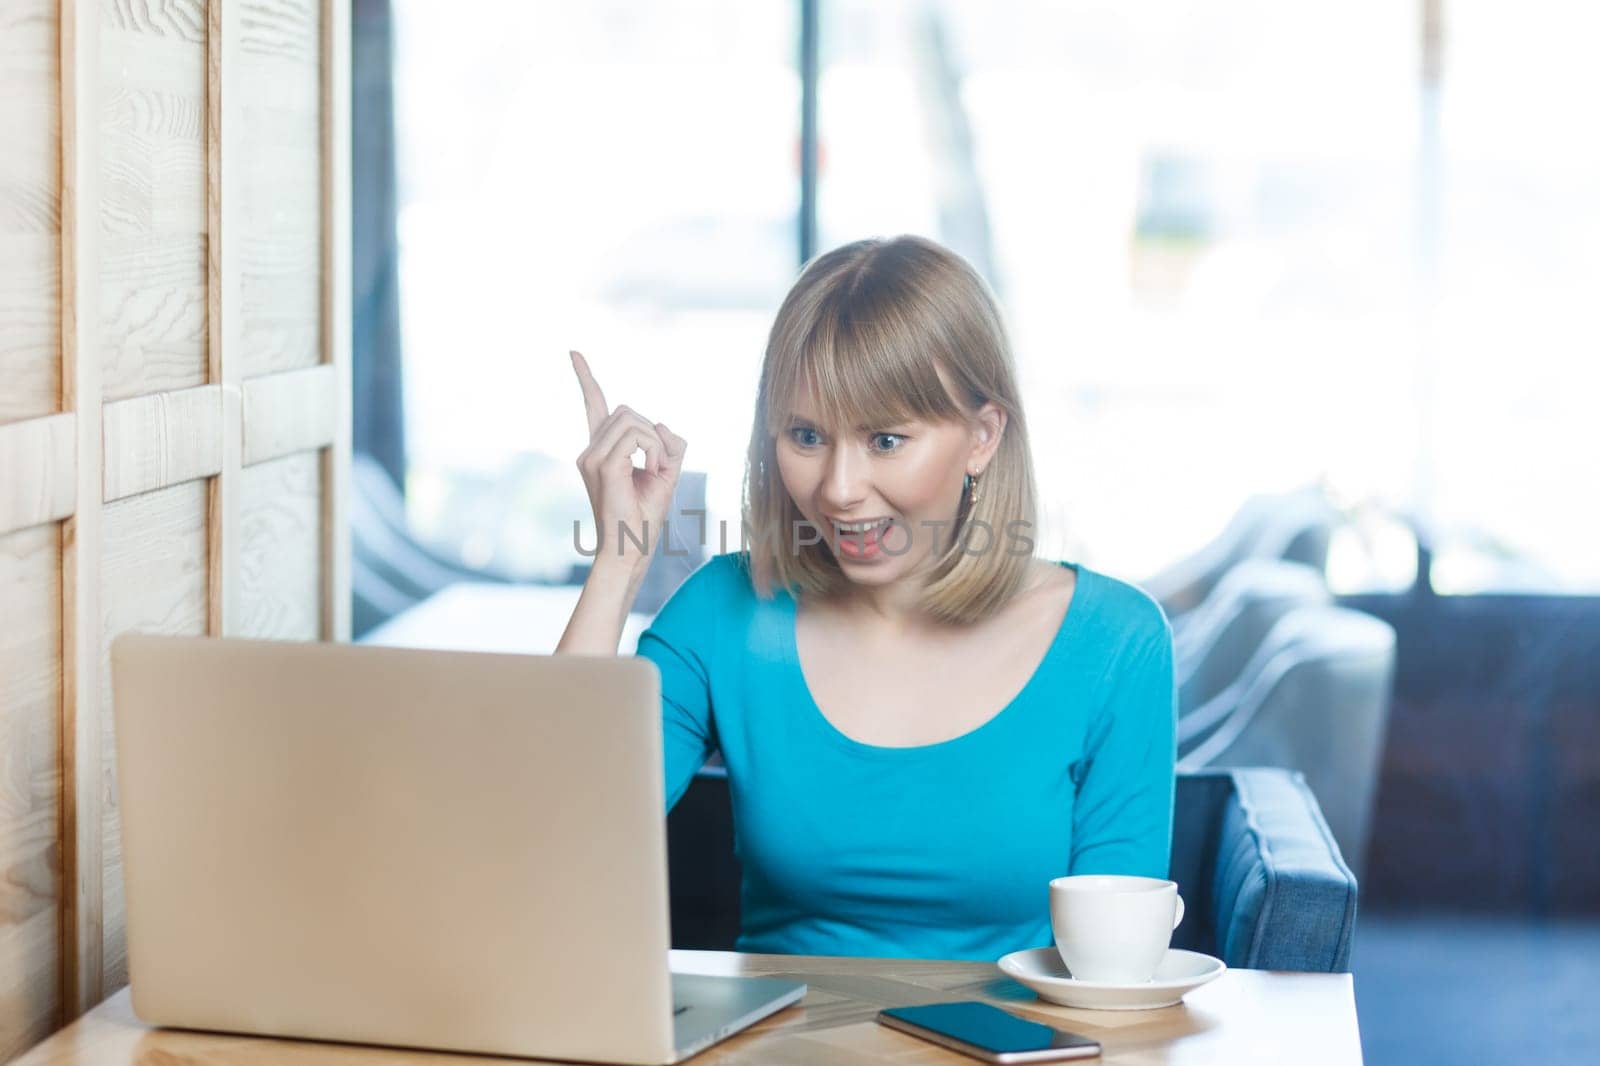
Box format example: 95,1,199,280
1211,767,1358,972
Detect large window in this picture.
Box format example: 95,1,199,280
387,0,1598,593
814,0,1423,585
392,1,799,579
1422,1,1600,592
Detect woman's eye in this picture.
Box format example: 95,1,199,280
870,433,906,453
789,427,822,448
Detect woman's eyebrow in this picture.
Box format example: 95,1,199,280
786,413,913,432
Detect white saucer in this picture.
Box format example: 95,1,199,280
997,947,1226,1010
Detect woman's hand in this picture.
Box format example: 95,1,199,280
570,350,687,573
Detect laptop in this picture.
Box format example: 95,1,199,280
110,633,805,1064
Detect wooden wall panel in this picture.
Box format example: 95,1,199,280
61,0,108,1022
239,0,322,377
320,0,352,642
2,0,65,1052
0,0,349,1047
0,524,64,1058
97,481,210,993
0,414,76,535
0,0,60,424
241,364,337,465
101,385,223,502
238,452,323,640
98,0,208,403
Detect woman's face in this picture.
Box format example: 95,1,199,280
775,379,1003,588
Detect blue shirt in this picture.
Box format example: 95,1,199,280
635,551,1177,961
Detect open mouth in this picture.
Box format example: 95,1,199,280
830,517,894,559
832,517,892,535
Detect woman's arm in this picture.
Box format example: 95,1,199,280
556,350,711,809
556,555,651,655
1068,624,1179,878
633,556,732,812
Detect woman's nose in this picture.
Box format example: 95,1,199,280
819,445,868,511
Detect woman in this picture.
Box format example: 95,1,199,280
558,235,1176,962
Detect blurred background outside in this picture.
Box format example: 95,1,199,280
384,0,1598,597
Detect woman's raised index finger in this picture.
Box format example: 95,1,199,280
569,349,609,434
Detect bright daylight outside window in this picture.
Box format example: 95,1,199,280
392,1,799,581
390,0,1599,595
816,0,1426,589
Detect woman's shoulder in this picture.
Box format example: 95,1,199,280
640,552,786,669
650,551,760,621
694,550,758,597
1070,562,1173,663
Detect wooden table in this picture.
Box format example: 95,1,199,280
17,949,1361,1065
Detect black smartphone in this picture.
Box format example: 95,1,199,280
877,1001,1102,1063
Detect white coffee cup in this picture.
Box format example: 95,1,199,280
1049,874,1185,984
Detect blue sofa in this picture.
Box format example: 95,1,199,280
1168,768,1357,971
666,766,1357,972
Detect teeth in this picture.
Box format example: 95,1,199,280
836,518,889,533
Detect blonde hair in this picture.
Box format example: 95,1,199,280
741,235,1039,625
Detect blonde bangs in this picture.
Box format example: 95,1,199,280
763,296,970,441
